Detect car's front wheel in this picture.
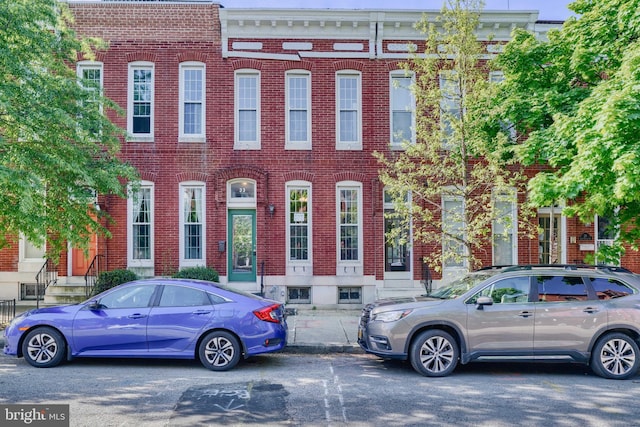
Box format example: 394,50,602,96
198,331,242,371
591,332,640,380
410,329,459,377
22,327,66,368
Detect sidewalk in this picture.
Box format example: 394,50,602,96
0,307,364,354
284,308,362,354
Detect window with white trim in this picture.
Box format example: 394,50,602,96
286,71,311,149
442,195,465,268
492,190,517,266
337,183,362,263
390,71,415,146
179,62,205,142
77,61,103,138
439,70,461,144
235,70,260,149
20,235,45,262
287,183,311,263
227,179,256,207
338,287,362,303
128,62,154,140
77,61,102,108
180,182,206,267
128,182,154,266
489,71,516,142
336,71,362,150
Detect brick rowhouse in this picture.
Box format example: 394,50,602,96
1,1,636,307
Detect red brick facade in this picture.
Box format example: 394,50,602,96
0,2,637,305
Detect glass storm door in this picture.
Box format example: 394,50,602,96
228,209,256,282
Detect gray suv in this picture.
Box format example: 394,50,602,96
358,265,640,379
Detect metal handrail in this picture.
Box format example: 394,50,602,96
84,254,104,298
35,258,58,308
0,299,16,326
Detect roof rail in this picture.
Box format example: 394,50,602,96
476,265,514,271
498,264,632,273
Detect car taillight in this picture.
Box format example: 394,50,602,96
253,304,282,323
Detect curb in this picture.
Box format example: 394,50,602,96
283,343,363,354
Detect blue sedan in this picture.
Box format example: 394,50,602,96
3,278,287,370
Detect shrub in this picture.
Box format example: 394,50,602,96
172,266,219,282
93,269,138,295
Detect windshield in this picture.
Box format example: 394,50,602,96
426,273,493,300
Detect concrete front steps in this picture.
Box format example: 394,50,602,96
43,278,92,305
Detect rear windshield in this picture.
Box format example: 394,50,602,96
209,283,266,300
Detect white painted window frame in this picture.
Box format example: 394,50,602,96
234,69,261,150
127,181,155,268
127,61,155,142
179,181,206,268
285,70,311,149
336,71,362,150
179,62,206,143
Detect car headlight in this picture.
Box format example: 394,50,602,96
372,309,412,323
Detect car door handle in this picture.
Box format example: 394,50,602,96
192,310,212,315
583,307,599,314
518,311,533,318
128,313,147,319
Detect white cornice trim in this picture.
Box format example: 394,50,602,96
220,8,560,60
224,51,301,61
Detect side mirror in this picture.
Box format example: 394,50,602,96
87,300,103,310
476,296,493,310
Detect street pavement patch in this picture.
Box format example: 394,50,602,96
170,381,289,426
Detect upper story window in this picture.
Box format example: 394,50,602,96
128,62,154,141
286,71,311,149
128,181,154,267
180,182,206,267
77,61,103,138
390,71,415,146
336,71,362,150
287,183,311,263
439,70,461,145
337,182,362,263
179,62,205,142
489,71,516,142
77,61,103,103
235,69,260,150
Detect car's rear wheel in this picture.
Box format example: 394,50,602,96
22,327,66,368
591,332,640,380
198,331,241,371
410,329,459,377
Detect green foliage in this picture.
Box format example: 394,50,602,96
93,269,138,295
375,0,535,272
173,266,220,282
0,0,139,260
494,0,640,258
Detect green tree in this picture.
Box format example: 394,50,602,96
0,0,139,260
493,0,640,262
376,0,534,273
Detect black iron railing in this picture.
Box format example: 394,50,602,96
0,299,16,326
35,258,58,308
421,262,433,294
84,254,104,298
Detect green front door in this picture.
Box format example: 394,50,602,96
228,209,256,282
